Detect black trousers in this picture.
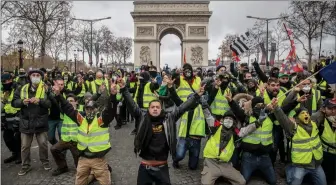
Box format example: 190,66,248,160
137,164,171,185
321,151,336,183
3,127,21,156
112,103,123,127
120,100,127,122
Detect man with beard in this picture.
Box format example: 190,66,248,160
170,63,206,170
1,74,21,164
311,98,336,184
271,100,327,185
130,71,160,134
119,75,204,185
256,78,287,163
245,79,258,96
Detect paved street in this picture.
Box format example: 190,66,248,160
1,121,286,185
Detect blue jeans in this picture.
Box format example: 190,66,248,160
286,164,327,185
241,152,277,185
48,119,62,145
174,137,201,170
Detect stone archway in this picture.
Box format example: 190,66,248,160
131,1,212,70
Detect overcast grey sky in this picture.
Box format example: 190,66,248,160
2,1,335,68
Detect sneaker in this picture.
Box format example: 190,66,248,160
43,163,52,171
114,125,121,130
4,155,17,163
130,129,137,135
18,167,32,176
52,167,69,176
15,158,22,164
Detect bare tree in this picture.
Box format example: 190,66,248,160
114,37,132,65
281,1,335,67
47,30,65,66
2,1,72,63
219,33,239,60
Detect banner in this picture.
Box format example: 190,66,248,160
259,42,266,65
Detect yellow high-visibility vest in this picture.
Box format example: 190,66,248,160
321,119,336,154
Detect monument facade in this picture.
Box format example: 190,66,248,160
131,1,212,69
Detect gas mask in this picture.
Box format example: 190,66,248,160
222,118,234,129
88,75,94,81
183,69,192,79
31,77,41,85
149,71,157,79
302,85,311,94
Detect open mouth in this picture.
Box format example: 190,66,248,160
304,116,309,121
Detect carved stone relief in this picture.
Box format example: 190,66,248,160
157,24,186,38
137,26,154,36
190,46,203,65
135,3,208,10
140,46,151,65
189,26,206,36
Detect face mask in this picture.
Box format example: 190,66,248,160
2,82,12,91
31,77,41,85
302,85,311,93
223,118,233,128
183,69,192,79
149,71,157,78
327,116,336,124
88,75,94,81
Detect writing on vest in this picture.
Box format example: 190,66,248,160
291,121,323,165
77,116,111,152
203,125,235,162
242,116,273,146
321,119,336,154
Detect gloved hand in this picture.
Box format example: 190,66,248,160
200,95,209,109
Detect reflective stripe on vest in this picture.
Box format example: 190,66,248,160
90,79,110,95
61,114,78,142
4,89,20,114
77,116,111,152
5,116,20,122
210,88,231,115
176,76,201,102
203,125,235,162
289,89,320,118
143,82,158,108
20,82,45,99
291,121,323,165
178,104,205,137
242,116,273,146
130,82,136,88
321,119,336,154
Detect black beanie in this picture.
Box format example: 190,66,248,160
216,65,224,72
251,96,264,107
293,107,308,117
223,110,236,120
182,63,192,71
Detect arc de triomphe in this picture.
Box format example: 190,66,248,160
131,1,212,70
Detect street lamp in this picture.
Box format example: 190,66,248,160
246,15,288,71
74,48,82,74
124,46,128,68
100,57,103,69
17,40,24,68
73,16,111,67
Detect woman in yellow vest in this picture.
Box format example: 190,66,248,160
271,99,327,185
311,98,336,184
52,81,117,185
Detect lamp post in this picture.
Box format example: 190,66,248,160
100,57,103,69
17,40,24,68
73,17,111,67
124,46,128,69
218,45,224,65
318,20,325,59
74,51,78,74
246,15,288,71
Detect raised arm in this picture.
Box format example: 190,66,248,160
118,79,142,118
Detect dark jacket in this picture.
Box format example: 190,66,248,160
12,83,51,134
57,93,116,158
121,86,200,160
